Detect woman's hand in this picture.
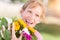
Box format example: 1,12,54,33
11,23,22,40
34,30,43,40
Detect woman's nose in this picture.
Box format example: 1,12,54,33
31,14,35,19
29,14,35,21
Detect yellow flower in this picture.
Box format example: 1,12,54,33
13,22,20,31
28,27,36,33
18,18,27,28
18,18,36,33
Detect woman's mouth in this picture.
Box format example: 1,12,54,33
25,19,33,25
24,19,36,27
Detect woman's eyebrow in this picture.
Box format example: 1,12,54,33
35,14,39,17
27,10,32,13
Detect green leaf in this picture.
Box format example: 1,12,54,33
0,37,2,40
0,36,4,40
1,17,8,29
32,35,37,40
4,30,11,40
0,19,2,30
22,37,26,40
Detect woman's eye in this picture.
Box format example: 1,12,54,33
27,10,32,14
35,14,39,17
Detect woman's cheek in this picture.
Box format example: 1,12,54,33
22,13,27,18
36,18,40,23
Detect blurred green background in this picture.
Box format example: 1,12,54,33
35,23,60,40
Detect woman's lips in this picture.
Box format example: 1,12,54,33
24,19,36,27
25,19,33,25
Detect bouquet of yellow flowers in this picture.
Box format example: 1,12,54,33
13,18,36,40
0,17,37,40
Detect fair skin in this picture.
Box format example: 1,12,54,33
11,23,22,40
21,6,42,27
11,3,43,40
21,4,43,40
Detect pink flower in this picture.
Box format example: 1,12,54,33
23,32,32,40
22,28,32,40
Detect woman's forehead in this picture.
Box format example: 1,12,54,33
28,5,42,12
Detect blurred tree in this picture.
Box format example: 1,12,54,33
11,0,44,3
11,0,28,3
20,0,28,3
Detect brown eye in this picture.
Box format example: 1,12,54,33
27,10,32,13
35,14,39,17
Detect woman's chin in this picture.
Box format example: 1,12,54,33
27,24,35,27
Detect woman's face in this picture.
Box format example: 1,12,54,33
21,5,42,27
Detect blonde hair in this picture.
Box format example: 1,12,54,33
22,0,45,23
